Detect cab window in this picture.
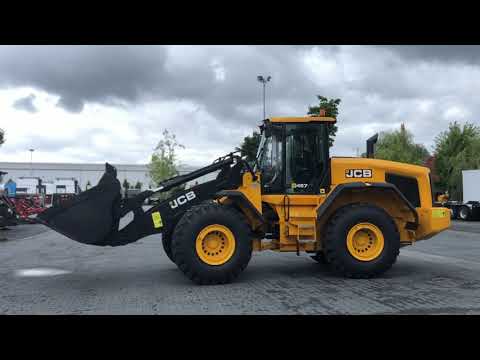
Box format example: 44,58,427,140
285,123,327,194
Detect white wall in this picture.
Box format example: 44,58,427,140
462,170,480,202
0,162,201,192
0,162,152,191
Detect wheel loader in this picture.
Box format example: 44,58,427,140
37,114,451,284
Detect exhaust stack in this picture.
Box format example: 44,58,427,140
366,133,378,158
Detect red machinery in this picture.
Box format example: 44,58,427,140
3,195,46,223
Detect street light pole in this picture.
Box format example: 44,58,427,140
257,75,271,120
29,149,34,176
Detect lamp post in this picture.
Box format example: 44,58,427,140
29,148,34,176
257,75,271,120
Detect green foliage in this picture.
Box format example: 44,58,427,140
148,129,184,186
308,95,341,147
122,179,130,190
236,131,261,164
134,181,143,190
375,124,430,165
148,129,185,201
433,121,480,200
0,128,4,147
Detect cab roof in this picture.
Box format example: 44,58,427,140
269,116,336,123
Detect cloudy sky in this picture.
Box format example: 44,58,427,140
0,45,478,167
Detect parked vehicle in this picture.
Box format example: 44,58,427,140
0,172,18,228
442,170,480,221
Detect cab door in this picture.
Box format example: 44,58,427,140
284,123,330,195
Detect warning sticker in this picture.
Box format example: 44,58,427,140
151,211,163,228
432,209,447,218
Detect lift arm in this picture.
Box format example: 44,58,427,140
37,153,249,247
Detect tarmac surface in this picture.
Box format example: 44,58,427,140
1,220,480,314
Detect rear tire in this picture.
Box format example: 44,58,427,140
171,203,252,285
324,203,400,279
459,206,471,221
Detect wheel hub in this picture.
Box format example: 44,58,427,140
195,224,236,266
346,223,384,261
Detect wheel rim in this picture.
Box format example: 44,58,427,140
195,224,236,265
460,208,468,219
346,223,384,261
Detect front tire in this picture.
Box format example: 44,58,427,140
324,203,400,279
311,251,328,264
171,203,252,285
162,233,175,263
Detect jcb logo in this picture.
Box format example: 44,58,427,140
169,191,196,209
345,169,372,178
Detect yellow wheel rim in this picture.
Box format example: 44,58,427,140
195,224,236,266
346,223,384,261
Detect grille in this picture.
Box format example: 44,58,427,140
385,173,421,208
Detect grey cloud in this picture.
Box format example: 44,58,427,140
1,45,480,165
56,95,84,113
0,45,169,112
0,45,324,123
381,45,480,65
13,94,37,113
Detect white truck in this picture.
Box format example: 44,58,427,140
15,177,42,195
53,178,78,194
445,170,480,221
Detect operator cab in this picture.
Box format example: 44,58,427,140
255,115,335,195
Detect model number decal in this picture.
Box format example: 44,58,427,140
169,191,196,209
291,183,309,189
345,169,373,178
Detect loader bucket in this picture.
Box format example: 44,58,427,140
37,163,122,246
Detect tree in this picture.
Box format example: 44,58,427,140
122,179,130,190
307,95,341,147
236,131,261,164
134,181,142,190
0,128,4,147
148,129,184,185
433,121,480,200
374,124,430,165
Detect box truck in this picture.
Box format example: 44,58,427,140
444,170,480,221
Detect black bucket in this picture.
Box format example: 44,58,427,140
37,163,122,246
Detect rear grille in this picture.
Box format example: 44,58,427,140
386,173,421,208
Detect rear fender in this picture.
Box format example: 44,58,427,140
317,182,419,243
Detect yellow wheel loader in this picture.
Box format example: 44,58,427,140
38,115,451,285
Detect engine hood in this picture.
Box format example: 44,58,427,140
330,157,429,185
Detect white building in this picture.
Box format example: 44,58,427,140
0,162,153,191
0,162,213,192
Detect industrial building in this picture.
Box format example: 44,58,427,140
0,162,202,192
0,162,151,191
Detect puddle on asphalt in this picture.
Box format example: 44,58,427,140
14,268,72,277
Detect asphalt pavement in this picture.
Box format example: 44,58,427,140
1,220,480,314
